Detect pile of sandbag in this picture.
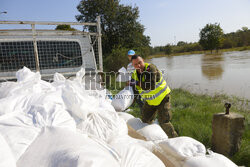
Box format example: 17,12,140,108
118,112,238,167
0,67,165,167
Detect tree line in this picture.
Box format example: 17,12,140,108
151,25,250,55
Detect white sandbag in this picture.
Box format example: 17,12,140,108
26,101,76,129
60,79,109,120
109,135,156,152
78,112,128,142
0,112,41,161
118,112,135,122
17,127,120,167
111,86,134,111
116,67,130,82
58,77,128,142
59,81,97,119
137,124,168,141
0,81,18,99
74,68,85,82
0,92,76,161
0,94,26,116
183,151,237,167
109,135,164,167
159,136,206,160
0,133,16,167
1,68,54,99
53,72,66,82
127,117,148,131
16,66,41,82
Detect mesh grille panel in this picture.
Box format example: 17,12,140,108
38,41,82,69
0,40,83,72
0,41,36,72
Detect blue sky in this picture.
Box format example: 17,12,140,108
1,0,250,47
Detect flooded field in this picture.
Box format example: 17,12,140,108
150,50,250,101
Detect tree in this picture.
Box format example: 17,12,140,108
177,41,187,46
165,44,172,55
241,27,248,32
199,23,224,53
75,0,150,71
104,45,129,72
55,25,76,31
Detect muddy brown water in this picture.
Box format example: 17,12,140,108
150,51,250,105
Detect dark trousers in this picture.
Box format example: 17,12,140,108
135,95,144,110
133,89,144,110
141,94,178,138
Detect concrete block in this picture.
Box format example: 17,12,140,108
212,112,245,156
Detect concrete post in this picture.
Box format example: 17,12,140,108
212,112,245,156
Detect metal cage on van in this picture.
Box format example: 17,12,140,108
0,17,103,80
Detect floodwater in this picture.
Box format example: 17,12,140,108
150,50,250,101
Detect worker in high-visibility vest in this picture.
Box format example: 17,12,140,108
130,55,178,138
126,50,144,109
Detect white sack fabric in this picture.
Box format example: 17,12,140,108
159,136,206,160
17,127,120,167
118,112,135,122
116,67,130,82
111,86,134,111
0,112,41,161
77,111,128,142
125,117,168,142
109,135,164,167
137,124,168,141
0,134,16,167
183,151,237,167
127,117,148,131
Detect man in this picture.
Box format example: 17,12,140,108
127,50,136,73
130,55,178,138
125,50,144,109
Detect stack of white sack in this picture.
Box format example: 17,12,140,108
118,112,238,167
0,67,166,167
0,67,76,161
111,86,134,112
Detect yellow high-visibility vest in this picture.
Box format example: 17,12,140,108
132,63,171,106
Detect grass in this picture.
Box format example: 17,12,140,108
148,46,250,59
124,88,250,167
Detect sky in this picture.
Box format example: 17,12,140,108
1,0,250,47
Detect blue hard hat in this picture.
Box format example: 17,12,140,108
127,50,135,56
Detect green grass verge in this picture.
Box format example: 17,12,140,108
124,88,250,167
